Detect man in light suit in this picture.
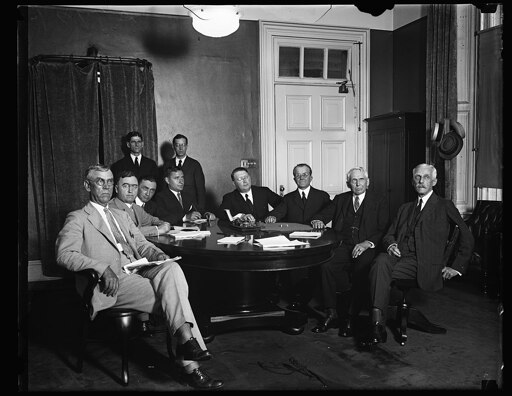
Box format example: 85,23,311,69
110,131,159,183
108,170,171,237
160,134,206,213
362,163,474,347
310,167,389,337
264,163,331,225
152,166,215,226
217,167,282,222
55,164,223,389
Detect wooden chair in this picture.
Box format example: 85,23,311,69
75,269,170,386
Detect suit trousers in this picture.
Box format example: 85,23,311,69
321,243,376,313
368,247,418,313
112,260,206,369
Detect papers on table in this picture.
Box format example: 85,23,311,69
186,218,207,224
288,231,322,239
217,236,245,245
122,256,181,274
254,235,309,250
172,229,211,240
172,226,200,232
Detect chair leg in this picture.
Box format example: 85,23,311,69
77,313,89,373
397,299,409,346
118,315,135,386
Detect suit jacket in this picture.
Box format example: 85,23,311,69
109,197,164,237
151,187,198,225
383,193,474,292
55,202,165,318
268,187,331,224
162,156,206,212
217,185,283,222
313,190,389,248
111,154,159,182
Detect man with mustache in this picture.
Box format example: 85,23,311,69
361,163,474,347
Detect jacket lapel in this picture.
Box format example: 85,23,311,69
85,202,118,248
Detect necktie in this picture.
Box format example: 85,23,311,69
302,191,307,206
134,156,140,167
409,198,423,229
128,206,138,226
245,194,254,213
104,207,136,261
178,159,182,169
354,195,360,212
177,192,183,207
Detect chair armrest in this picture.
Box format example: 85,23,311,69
75,269,100,312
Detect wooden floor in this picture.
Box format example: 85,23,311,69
20,262,503,391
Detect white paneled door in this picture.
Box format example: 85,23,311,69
275,84,357,198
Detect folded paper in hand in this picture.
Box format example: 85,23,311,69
288,231,322,239
217,236,245,245
254,235,309,250
122,256,181,275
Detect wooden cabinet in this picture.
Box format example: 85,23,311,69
365,112,425,220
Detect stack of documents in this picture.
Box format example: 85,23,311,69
217,236,245,245
288,231,322,239
122,256,181,274
254,235,309,250
173,230,211,240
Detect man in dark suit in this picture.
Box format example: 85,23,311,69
161,134,206,213
108,170,171,237
110,131,159,183
152,166,215,226
55,164,223,389
362,163,474,347
135,174,159,215
310,167,389,337
264,163,331,224
217,167,282,223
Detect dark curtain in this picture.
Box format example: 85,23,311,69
475,27,503,188
29,61,100,275
425,4,458,199
99,63,158,168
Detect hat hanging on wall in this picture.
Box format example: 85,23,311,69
432,118,466,160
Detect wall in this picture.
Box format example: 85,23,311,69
369,30,394,117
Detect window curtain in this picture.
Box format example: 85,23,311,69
99,63,158,168
475,26,502,189
28,60,158,276
425,4,458,200
29,61,100,275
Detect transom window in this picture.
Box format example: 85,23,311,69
278,46,348,80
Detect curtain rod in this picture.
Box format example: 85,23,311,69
31,54,152,67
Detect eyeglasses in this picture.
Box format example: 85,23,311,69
235,175,250,182
294,173,310,179
174,144,187,148
90,178,114,187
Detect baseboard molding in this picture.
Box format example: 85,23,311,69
28,260,64,283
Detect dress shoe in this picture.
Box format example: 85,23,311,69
176,337,212,361
359,323,387,347
182,368,224,390
338,316,355,337
311,314,339,333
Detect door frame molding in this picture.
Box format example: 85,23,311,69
259,21,369,191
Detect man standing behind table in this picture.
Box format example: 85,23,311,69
152,166,216,226
217,167,282,223
110,131,159,183
161,134,206,213
360,163,474,347
108,170,171,237
310,167,389,338
264,163,331,224
55,164,223,389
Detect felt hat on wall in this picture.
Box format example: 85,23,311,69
432,118,466,160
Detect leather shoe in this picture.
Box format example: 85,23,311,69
338,316,355,337
176,337,212,361
182,368,224,390
359,323,387,347
311,314,339,333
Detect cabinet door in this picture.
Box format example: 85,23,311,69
388,128,406,219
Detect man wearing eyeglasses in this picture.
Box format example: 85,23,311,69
110,131,159,183
264,163,331,225
55,164,224,389
217,167,282,223
309,167,389,339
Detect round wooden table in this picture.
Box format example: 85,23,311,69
148,220,339,340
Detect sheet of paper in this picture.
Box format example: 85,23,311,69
288,231,322,239
173,226,200,231
254,235,309,248
173,230,211,240
217,236,245,245
122,256,181,274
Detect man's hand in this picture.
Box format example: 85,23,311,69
204,212,216,221
352,241,372,258
158,222,171,233
441,266,460,280
387,244,401,258
311,220,325,229
265,216,276,223
241,214,256,223
156,253,170,261
186,211,202,221
100,266,119,297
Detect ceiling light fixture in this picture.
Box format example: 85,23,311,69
185,5,240,38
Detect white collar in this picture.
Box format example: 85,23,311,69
298,185,311,198
175,155,187,164
130,153,142,163
353,191,366,202
418,190,434,206
135,196,145,206
240,189,253,200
